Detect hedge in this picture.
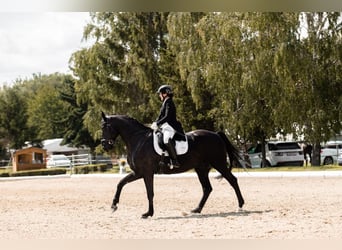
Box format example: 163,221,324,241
72,164,108,174
0,172,10,177
8,168,67,177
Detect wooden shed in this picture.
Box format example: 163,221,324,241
12,147,47,172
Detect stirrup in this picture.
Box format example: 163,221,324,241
169,160,180,169
158,152,165,167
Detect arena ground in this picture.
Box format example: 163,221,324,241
1,172,342,239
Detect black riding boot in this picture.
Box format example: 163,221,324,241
165,139,180,168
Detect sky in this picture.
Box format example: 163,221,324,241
0,12,93,86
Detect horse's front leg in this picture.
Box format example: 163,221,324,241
141,174,154,219
112,172,142,212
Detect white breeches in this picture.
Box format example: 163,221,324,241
160,123,176,144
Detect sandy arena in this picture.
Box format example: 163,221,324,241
1,172,342,239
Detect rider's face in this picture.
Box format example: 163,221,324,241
159,92,166,101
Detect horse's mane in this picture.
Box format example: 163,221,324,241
110,115,151,131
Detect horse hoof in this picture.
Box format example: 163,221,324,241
191,208,201,214
111,204,118,213
141,213,152,219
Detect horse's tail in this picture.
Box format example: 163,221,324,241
217,131,244,170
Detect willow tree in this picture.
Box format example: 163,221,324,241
169,12,327,168
168,13,302,146
192,13,302,165
188,13,247,136
292,12,342,165
167,12,217,130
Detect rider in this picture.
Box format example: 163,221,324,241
151,85,184,168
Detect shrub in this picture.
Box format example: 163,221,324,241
9,168,67,177
0,172,10,177
72,164,108,174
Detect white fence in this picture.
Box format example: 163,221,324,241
65,154,113,168
0,160,11,168
1,154,113,170
66,154,92,167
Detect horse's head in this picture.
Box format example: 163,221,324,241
101,112,119,151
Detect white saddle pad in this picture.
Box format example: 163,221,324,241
153,132,188,156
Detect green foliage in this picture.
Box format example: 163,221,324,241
72,164,109,174
0,84,31,149
26,75,70,140
70,12,170,137
0,12,341,163
294,13,342,144
58,75,98,152
167,12,216,130
0,172,10,177
8,168,67,177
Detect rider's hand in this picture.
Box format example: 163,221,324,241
151,122,158,131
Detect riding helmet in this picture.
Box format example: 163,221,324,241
156,85,173,95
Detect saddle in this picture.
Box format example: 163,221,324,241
153,131,188,156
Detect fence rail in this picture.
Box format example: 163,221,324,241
0,160,11,168
66,154,92,167
1,154,113,169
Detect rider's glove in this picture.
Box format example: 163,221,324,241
151,122,158,131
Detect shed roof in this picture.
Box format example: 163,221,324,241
14,146,46,155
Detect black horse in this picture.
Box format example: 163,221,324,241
101,112,244,218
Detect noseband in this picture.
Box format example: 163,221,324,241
101,121,116,150
101,138,114,147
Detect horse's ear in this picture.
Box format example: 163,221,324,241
101,111,107,122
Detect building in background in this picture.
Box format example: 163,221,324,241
42,138,89,156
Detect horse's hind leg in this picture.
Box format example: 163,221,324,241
112,172,142,212
191,167,212,213
218,168,244,209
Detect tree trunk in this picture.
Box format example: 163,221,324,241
261,136,267,167
311,142,321,166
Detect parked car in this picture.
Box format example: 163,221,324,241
337,153,342,166
320,141,342,165
247,141,304,168
46,154,71,168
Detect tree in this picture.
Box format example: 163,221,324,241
26,74,70,140
167,12,302,165
167,12,216,130
69,11,341,162
238,13,303,165
291,12,342,165
71,12,171,138
58,75,98,153
0,85,31,149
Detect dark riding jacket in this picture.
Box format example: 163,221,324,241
156,97,184,139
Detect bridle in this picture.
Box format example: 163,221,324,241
101,121,116,150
